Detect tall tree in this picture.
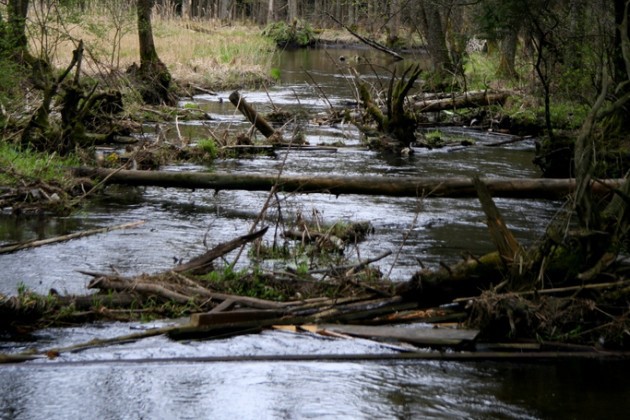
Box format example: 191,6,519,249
136,0,175,105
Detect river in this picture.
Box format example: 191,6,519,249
1,47,629,419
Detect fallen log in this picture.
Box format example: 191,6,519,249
173,226,268,274
71,167,626,200
413,91,510,113
4,350,628,365
229,91,277,138
316,324,479,347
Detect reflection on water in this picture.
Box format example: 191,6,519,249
2,359,630,419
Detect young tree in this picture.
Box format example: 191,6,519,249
135,0,176,105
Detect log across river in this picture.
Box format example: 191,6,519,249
72,167,623,199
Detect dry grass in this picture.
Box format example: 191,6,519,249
30,6,276,90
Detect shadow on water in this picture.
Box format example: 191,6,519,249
2,47,623,419
1,356,630,419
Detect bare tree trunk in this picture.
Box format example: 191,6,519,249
136,0,175,105
181,0,191,19
389,0,401,40
267,0,275,22
219,0,230,20
288,0,297,22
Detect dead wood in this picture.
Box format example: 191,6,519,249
473,177,524,281
315,324,479,347
229,91,278,139
71,167,627,200
413,91,509,113
173,226,268,274
0,221,145,254
396,251,506,305
358,64,422,148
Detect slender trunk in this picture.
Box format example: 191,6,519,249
267,0,274,23
288,0,297,22
389,0,400,39
181,0,191,19
137,0,159,64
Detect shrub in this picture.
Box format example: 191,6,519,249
262,21,315,48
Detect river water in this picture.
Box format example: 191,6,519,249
2,47,629,419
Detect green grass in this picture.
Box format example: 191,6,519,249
0,143,80,187
197,138,219,159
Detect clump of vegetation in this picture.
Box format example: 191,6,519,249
262,20,315,48
197,138,219,159
0,143,79,187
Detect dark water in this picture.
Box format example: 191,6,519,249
1,48,624,419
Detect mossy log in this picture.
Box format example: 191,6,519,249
396,251,506,305
413,91,510,113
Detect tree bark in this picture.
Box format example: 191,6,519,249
417,1,453,76
229,91,278,138
6,0,29,59
287,0,298,22
181,0,191,19
136,0,175,105
497,23,520,79
267,0,275,22
71,167,627,200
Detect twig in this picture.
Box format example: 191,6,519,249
0,221,145,254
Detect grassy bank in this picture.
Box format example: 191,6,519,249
40,6,276,90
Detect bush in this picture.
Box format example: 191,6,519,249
197,138,218,159
262,21,315,48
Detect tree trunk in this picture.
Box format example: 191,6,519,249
287,0,297,22
219,0,230,20
497,23,520,79
6,0,30,61
418,1,453,77
71,167,626,200
181,0,191,19
388,0,400,40
267,0,275,22
136,0,175,105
